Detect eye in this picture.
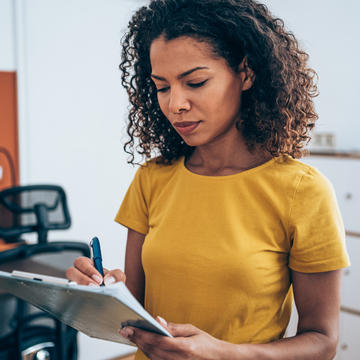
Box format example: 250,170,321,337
188,80,208,88
156,86,170,93
156,79,208,93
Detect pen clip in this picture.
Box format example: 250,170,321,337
90,237,102,261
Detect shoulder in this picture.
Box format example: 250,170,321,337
136,156,183,184
275,157,338,214
273,155,332,190
263,156,336,209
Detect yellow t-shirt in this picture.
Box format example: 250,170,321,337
115,155,350,359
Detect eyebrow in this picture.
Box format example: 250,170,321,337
150,66,209,81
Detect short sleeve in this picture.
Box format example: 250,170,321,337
288,168,350,273
114,165,150,235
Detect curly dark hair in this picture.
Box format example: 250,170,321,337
119,0,318,165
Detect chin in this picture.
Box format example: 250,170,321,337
181,136,207,147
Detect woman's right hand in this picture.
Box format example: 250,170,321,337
66,256,126,286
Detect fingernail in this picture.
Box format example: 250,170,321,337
120,327,133,338
92,274,103,284
157,316,167,327
104,276,116,286
125,327,134,337
88,283,99,288
119,329,127,338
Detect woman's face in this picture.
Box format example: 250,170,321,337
149,35,252,147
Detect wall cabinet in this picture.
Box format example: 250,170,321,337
336,312,360,360
303,155,360,360
303,157,360,234
341,236,360,311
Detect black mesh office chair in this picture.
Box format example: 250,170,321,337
0,185,90,360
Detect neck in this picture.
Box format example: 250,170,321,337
186,132,272,176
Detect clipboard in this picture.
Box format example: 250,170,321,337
0,270,171,345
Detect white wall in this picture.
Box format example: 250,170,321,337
1,0,358,359
263,0,360,151
14,0,145,358
0,0,15,70
16,0,145,262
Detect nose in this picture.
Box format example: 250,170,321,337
168,87,191,114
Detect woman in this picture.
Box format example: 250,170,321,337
67,0,350,359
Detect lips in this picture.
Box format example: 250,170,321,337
173,121,201,135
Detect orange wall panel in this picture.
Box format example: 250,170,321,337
0,71,19,190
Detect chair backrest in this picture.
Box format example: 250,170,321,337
0,185,71,244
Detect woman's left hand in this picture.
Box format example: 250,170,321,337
119,317,225,360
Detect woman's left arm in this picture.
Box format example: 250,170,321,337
120,269,342,360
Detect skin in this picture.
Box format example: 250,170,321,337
67,36,343,359
150,35,271,176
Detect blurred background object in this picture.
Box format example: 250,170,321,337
0,184,91,359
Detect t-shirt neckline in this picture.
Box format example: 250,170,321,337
179,156,277,180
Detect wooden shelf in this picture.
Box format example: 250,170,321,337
341,306,360,317
309,151,360,160
346,231,360,239
107,352,136,360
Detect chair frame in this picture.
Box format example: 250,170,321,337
0,184,90,360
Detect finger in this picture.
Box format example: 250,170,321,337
120,327,188,360
73,256,103,284
103,269,126,285
65,266,99,286
156,316,169,329
123,327,174,351
165,322,199,337
130,328,189,360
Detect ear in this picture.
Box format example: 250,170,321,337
238,57,255,91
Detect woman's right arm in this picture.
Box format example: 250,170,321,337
124,228,146,305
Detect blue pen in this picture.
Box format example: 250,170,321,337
90,236,105,286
